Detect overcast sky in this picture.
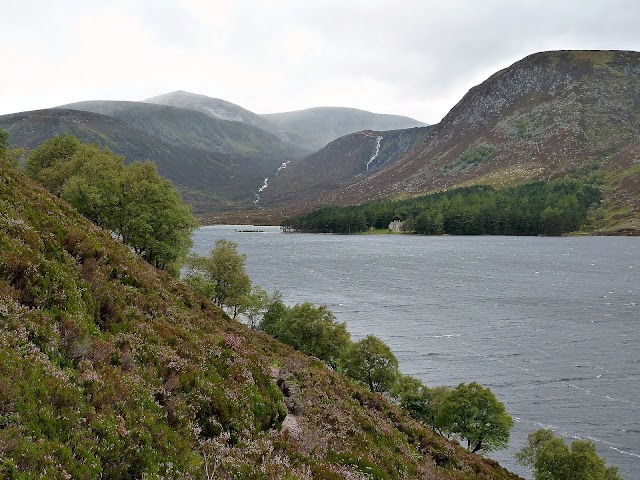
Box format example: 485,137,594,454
2,0,639,123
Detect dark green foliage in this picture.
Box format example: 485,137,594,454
25,132,82,192
393,377,513,454
393,375,450,434
437,382,514,453
24,133,197,275
443,144,495,172
0,130,26,168
259,301,351,368
516,429,622,480
0,129,8,157
185,239,252,318
283,176,601,235
344,335,400,393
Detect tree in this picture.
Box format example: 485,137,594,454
393,375,450,434
61,144,126,227
344,335,399,393
259,297,290,335
243,286,275,330
25,133,82,194
114,161,197,274
437,381,513,453
0,129,8,157
186,240,252,318
259,301,351,368
0,129,23,167
516,429,622,480
25,134,197,275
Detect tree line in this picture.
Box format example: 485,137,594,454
282,177,602,236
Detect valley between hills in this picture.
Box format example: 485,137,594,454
1,48,637,479
1,50,639,234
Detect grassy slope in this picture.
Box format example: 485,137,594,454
591,141,640,234
62,101,309,160
0,161,521,479
0,109,273,212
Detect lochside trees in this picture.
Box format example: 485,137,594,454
282,179,601,235
438,382,514,453
260,301,351,368
25,133,197,275
185,239,252,318
516,429,622,480
344,335,400,394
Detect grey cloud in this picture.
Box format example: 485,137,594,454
3,0,640,122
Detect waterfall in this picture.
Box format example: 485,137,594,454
366,136,383,172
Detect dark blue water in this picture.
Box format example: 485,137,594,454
191,226,640,479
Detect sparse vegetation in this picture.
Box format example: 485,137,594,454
443,144,495,172
515,119,533,140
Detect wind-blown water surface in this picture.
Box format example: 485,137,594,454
192,226,639,479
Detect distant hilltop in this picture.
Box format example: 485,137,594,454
252,50,640,235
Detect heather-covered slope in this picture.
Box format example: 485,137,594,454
0,161,521,478
260,51,640,233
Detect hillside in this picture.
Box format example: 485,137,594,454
145,91,427,153
62,100,309,160
253,50,640,233
261,127,430,214
0,94,431,217
0,160,522,478
144,90,313,153
263,106,428,152
0,109,291,212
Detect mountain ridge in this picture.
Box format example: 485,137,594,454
1,93,427,214
262,105,428,152
144,90,314,153
0,108,277,212
250,50,640,233
61,99,309,159
145,90,427,152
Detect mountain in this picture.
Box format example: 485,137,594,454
0,93,430,216
146,90,428,153
0,159,521,479
0,108,284,212
255,50,640,233
262,106,429,151
144,90,313,153
260,126,430,213
61,100,309,160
